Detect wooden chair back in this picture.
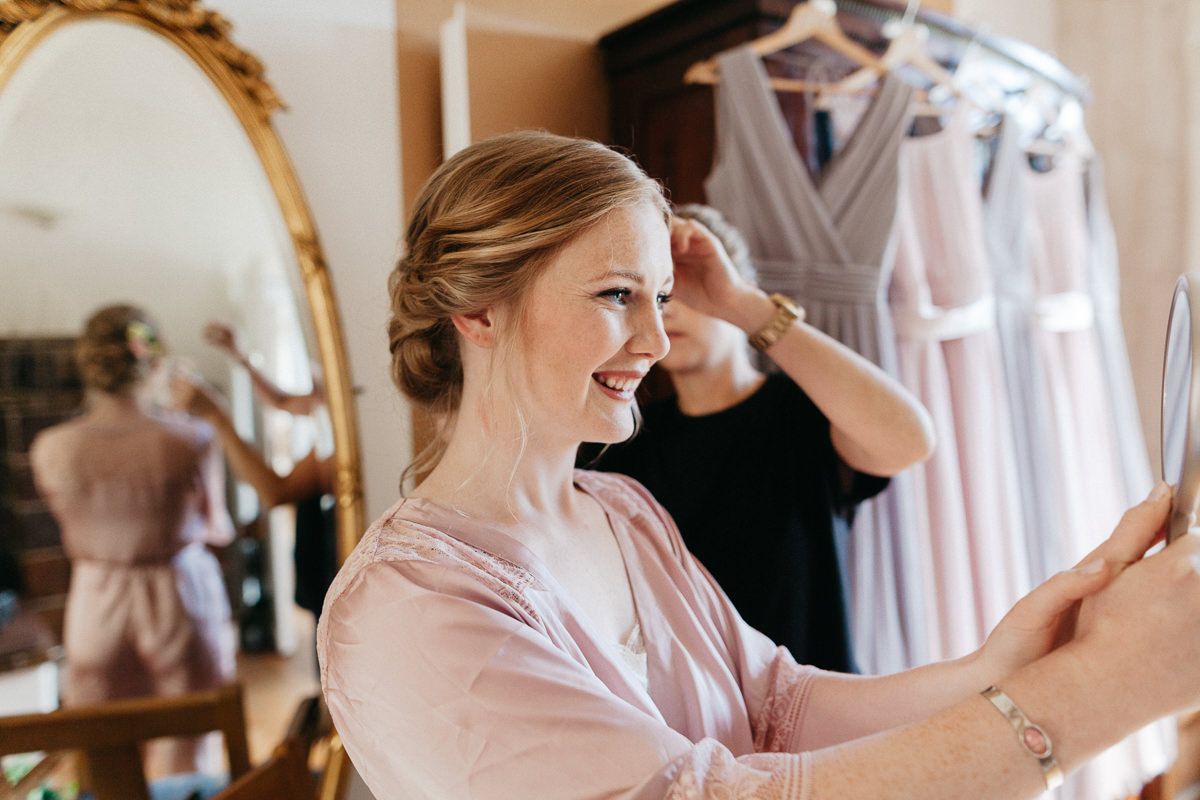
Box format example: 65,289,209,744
316,731,353,800
0,683,250,800
211,742,312,800
213,695,335,800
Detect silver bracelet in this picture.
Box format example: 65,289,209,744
981,686,1064,790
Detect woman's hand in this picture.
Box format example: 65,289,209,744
203,321,241,359
668,217,758,321
168,374,221,421
976,483,1170,683
1066,510,1200,724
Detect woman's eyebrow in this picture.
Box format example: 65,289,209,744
589,269,646,285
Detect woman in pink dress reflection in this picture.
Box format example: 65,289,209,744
320,131,1200,799
30,305,235,774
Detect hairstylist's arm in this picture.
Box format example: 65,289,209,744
669,218,934,476
204,321,323,415
170,375,322,508
199,438,236,546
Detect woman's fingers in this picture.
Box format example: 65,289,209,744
1014,560,1112,630
1077,482,1172,570
670,217,723,262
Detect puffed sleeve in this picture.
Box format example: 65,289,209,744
319,545,816,800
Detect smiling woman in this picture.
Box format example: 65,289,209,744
319,130,1200,800
384,131,671,485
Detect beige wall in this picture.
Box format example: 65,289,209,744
1055,0,1192,470
953,0,1057,51
396,0,639,456
464,26,608,144
396,1,640,213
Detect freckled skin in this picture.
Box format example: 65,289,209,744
515,202,674,447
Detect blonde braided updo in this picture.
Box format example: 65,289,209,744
387,131,668,479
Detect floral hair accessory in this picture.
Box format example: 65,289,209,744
126,320,163,358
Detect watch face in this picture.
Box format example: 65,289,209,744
771,294,800,318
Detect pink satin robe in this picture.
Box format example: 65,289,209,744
320,470,837,799
30,410,235,772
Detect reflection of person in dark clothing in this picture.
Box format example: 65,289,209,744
590,205,934,673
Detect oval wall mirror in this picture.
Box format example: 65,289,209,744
0,0,364,778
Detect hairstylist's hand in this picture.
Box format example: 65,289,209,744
168,374,221,422
668,216,756,320
203,321,241,360
976,483,1170,683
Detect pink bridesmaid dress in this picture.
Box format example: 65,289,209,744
1021,151,1174,800
889,109,1030,660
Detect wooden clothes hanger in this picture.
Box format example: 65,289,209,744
830,14,994,121
833,23,953,95
684,0,881,93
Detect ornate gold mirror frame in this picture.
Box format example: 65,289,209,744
0,0,365,563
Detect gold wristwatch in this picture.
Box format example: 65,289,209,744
748,293,805,352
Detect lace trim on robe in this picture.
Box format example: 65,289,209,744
754,647,818,754
318,508,545,685
664,741,812,800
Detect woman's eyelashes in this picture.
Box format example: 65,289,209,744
598,288,673,308
598,287,632,306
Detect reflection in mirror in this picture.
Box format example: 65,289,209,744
1163,275,1200,544
0,16,334,785
1162,282,1190,489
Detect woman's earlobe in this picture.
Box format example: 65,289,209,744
451,309,497,348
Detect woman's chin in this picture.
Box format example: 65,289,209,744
582,418,636,446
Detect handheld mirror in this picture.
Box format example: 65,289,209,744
1162,274,1200,542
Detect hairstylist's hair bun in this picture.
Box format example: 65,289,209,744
75,304,159,393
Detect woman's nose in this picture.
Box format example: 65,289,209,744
629,303,670,361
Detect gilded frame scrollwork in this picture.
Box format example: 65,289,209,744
0,0,365,564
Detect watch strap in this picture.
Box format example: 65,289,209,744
748,293,804,352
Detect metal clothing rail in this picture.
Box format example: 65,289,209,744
834,0,1089,102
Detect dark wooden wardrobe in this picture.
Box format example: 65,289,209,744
596,0,1082,202
597,0,897,204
